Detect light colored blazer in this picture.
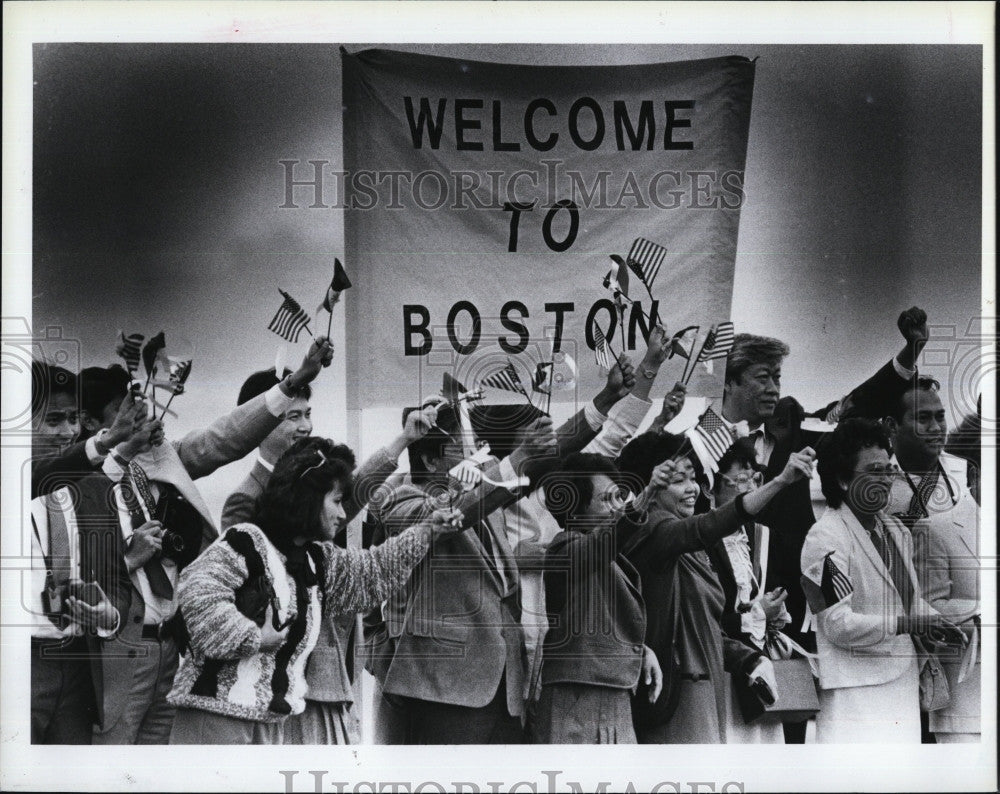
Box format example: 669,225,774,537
801,504,933,691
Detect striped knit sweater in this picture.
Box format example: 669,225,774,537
168,521,431,722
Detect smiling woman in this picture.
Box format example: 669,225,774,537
617,431,814,743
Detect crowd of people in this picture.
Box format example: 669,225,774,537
27,305,982,745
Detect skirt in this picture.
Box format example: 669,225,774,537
815,655,920,744
168,707,284,744
282,700,360,745
532,683,635,744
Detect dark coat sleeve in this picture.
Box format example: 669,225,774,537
31,441,97,498
622,497,746,570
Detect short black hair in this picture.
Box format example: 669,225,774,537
817,417,892,508
237,368,312,406
31,361,77,417
887,376,941,422
716,437,762,478
543,452,622,529
253,437,355,553
80,365,131,419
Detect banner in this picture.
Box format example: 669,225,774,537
341,48,755,408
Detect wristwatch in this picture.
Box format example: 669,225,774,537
93,428,111,456
640,366,657,380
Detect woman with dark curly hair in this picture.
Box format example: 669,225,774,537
167,436,461,744
802,417,962,743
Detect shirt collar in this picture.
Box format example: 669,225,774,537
256,453,275,473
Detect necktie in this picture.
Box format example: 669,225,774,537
907,467,940,519
123,461,174,600
867,521,913,615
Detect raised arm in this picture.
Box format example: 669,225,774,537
174,337,333,479
321,510,462,616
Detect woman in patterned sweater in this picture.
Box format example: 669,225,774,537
168,437,461,744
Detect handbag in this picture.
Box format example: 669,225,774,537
736,631,820,724
914,635,951,712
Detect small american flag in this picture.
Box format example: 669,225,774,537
593,325,613,370
626,237,668,293
693,406,737,465
480,361,527,396
116,331,144,374
802,551,854,613
698,321,736,363
268,290,312,343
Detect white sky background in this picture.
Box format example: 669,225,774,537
2,2,995,792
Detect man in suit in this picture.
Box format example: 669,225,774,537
220,368,314,529
28,364,157,743
83,337,333,744
884,377,981,742
371,363,635,743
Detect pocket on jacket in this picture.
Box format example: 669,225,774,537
408,617,468,644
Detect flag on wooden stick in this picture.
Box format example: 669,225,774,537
691,405,737,467
593,325,613,370
116,331,144,375
696,321,736,375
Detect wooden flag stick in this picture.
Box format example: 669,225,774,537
150,383,157,420
161,388,180,417
325,294,339,338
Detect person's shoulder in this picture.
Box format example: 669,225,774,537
939,451,968,476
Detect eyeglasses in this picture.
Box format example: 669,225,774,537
719,471,764,489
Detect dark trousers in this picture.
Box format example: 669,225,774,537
31,636,96,744
406,680,525,744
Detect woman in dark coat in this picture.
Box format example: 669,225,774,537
617,432,815,743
